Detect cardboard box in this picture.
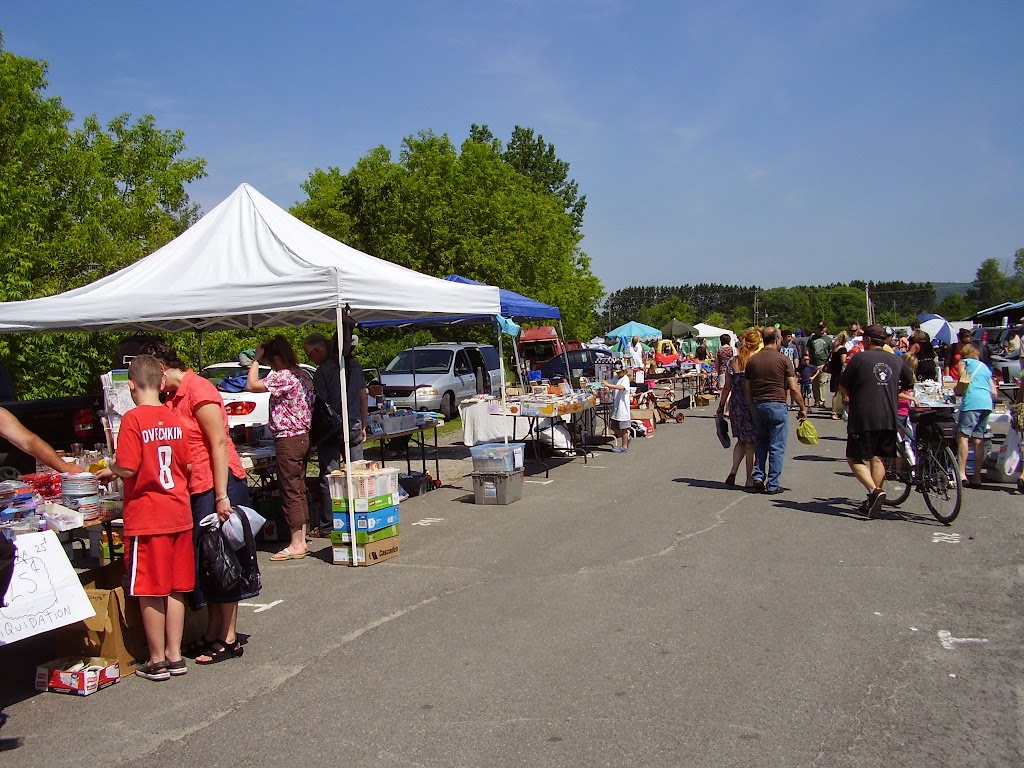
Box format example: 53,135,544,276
36,656,120,695
332,536,401,566
330,524,399,545
55,562,148,677
332,505,399,533
629,408,655,420
331,492,398,514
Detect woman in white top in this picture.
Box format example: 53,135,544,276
604,363,632,453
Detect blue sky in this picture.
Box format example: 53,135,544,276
5,1,1023,293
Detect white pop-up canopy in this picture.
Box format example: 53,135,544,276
0,183,500,333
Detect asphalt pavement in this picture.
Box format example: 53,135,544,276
2,403,1023,767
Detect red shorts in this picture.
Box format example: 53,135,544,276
126,530,195,597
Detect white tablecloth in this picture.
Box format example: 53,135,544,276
459,400,574,449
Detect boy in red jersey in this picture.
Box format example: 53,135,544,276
97,355,193,681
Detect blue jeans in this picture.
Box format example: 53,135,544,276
753,402,789,492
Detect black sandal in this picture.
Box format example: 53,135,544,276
182,638,216,658
195,638,244,665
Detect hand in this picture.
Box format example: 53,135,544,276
94,467,114,483
798,410,808,421
215,496,233,522
60,460,86,474
254,343,266,363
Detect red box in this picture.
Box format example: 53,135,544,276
35,657,120,696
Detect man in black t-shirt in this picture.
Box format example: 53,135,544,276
839,325,914,518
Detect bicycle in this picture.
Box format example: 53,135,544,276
883,407,962,525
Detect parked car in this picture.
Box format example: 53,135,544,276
372,343,501,419
199,362,316,428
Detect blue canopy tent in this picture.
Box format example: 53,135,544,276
362,275,560,326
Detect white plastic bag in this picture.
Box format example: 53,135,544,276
997,429,1021,477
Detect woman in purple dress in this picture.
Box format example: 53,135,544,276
716,329,762,488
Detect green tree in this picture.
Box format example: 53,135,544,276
293,128,603,342
965,258,1010,310
0,38,206,398
500,126,586,230
934,293,972,322
637,297,696,330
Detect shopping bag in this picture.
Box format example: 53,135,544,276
715,414,731,449
797,419,819,445
998,429,1021,477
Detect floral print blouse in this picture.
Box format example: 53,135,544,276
264,368,314,438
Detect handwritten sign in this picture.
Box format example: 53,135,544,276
0,531,95,646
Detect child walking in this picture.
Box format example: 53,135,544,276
98,355,193,681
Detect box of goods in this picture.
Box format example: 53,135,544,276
332,535,401,566
330,523,399,545
35,657,120,696
87,524,124,566
332,492,398,514
328,467,400,500
470,443,526,473
471,469,524,505
332,504,400,533
55,562,147,677
398,471,433,497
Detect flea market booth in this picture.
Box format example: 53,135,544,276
0,183,501,578
364,275,604,475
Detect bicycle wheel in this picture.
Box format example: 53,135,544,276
922,445,961,524
882,456,912,506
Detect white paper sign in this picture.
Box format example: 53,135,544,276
0,531,96,646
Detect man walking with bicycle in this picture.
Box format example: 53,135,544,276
839,324,914,518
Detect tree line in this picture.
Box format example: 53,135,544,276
606,257,1023,336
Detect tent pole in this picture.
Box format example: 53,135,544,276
558,319,571,385
196,331,203,370
336,305,356,565
497,330,509,444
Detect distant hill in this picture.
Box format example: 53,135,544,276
932,282,972,302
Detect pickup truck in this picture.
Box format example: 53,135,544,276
0,394,104,477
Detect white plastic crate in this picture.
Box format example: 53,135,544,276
328,467,400,499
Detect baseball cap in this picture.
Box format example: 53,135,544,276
884,326,894,337
817,321,827,329
863,324,887,342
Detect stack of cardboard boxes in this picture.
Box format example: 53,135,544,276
329,464,401,566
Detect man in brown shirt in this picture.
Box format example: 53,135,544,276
745,328,807,494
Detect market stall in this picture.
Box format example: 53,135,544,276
0,183,501,570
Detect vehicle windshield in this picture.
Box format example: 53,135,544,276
384,349,453,375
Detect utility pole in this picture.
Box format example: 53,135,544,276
753,289,758,327
865,282,871,325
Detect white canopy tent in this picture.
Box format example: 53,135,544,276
694,323,736,349
0,183,501,561
0,183,500,333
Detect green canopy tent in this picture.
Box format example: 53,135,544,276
661,318,697,339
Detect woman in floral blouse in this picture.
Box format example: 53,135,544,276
246,335,315,561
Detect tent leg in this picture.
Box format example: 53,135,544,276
336,306,356,565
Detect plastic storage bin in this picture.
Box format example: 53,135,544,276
470,442,525,472
472,469,524,505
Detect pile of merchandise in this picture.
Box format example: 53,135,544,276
328,461,401,566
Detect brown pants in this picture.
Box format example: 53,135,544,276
275,434,310,534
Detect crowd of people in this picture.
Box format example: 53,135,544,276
713,319,1021,514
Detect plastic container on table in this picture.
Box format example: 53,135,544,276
469,442,526,473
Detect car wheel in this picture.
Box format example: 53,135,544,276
441,391,456,420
